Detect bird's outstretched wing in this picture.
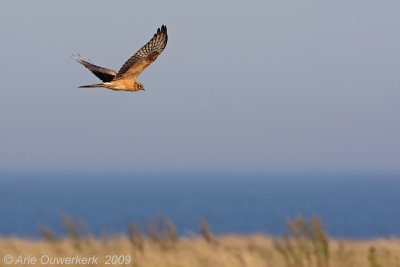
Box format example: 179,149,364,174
115,25,168,80
73,55,117,82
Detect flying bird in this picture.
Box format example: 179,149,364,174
74,25,168,92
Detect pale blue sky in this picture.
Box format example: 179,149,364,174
0,1,399,173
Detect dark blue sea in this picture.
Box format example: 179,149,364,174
0,173,399,239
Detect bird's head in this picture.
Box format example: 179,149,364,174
137,83,145,91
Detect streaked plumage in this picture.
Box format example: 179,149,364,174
74,25,168,92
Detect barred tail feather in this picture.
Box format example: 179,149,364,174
79,83,105,88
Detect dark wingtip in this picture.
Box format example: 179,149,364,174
158,25,167,34
155,25,167,38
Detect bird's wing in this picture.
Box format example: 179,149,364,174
73,55,117,82
115,25,168,80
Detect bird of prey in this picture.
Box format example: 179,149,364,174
74,25,168,92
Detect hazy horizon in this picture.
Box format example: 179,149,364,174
1,174,399,238
0,1,399,174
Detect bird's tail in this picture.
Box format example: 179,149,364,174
79,83,105,88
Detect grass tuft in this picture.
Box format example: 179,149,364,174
274,215,330,267
0,214,398,267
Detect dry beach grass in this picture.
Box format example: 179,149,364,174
0,215,399,267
